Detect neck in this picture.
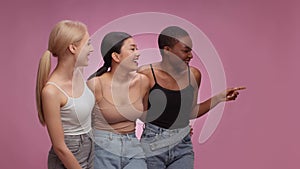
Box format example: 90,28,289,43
160,57,188,74
109,64,135,82
53,56,79,81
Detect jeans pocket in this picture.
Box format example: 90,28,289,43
65,139,81,154
48,147,63,169
94,136,111,148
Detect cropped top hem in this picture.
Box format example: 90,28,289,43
64,128,92,136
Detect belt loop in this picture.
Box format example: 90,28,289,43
109,133,113,141
127,134,131,141
159,127,163,135
88,131,94,142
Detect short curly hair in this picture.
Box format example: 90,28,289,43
158,26,189,55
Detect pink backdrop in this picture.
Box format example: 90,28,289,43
1,0,299,168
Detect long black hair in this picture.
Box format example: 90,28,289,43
88,32,132,80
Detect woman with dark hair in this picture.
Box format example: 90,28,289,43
138,26,245,169
87,32,149,169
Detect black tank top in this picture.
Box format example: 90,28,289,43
146,64,195,129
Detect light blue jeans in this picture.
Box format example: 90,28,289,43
140,123,194,169
48,133,94,169
93,129,147,169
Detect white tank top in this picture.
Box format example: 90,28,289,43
46,82,95,135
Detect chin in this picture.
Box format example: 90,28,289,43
80,63,89,67
130,66,138,71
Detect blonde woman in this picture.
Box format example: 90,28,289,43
36,20,95,169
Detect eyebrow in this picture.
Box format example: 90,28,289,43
184,45,192,50
129,44,137,47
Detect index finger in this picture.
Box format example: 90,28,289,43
234,86,246,91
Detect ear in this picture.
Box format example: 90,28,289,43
163,46,172,55
68,44,77,54
164,46,171,51
111,52,120,63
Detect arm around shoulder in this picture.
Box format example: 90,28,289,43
138,73,151,122
87,77,103,103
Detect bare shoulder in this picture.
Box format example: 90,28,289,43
87,76,106,96
137,64,151,75
42,84,61,99
87,77,99,92
190,66,202,79
41,84,63,107
138,62,160,77
138,73,150,84
136,73,151,94
189,66,202,87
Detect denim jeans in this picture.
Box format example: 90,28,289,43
140,123,194,169
48,132,94,169
93,129,147,169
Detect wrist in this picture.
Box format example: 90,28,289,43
213,94,223,104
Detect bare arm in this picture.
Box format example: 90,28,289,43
189,66,246,119
140,74,150,122
87,77,102,102
193,87,246,119
42,86,82,169
137,65,153,122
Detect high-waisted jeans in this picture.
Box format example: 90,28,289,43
48,132,94,169
93,129,146,169
140,123,194,169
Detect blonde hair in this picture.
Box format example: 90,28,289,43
36,20,87,125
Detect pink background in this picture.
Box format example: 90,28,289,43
1,0,299,168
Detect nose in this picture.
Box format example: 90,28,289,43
90,45,94,52
135,51,140,58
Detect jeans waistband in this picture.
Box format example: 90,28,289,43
145,123,189,134
64,132,92,141
143,123,190,151
93,129,136,140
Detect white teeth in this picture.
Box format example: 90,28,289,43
133,60,138,64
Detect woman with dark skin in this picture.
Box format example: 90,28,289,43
139,26,245,169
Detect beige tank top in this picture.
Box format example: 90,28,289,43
92,78,144,134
